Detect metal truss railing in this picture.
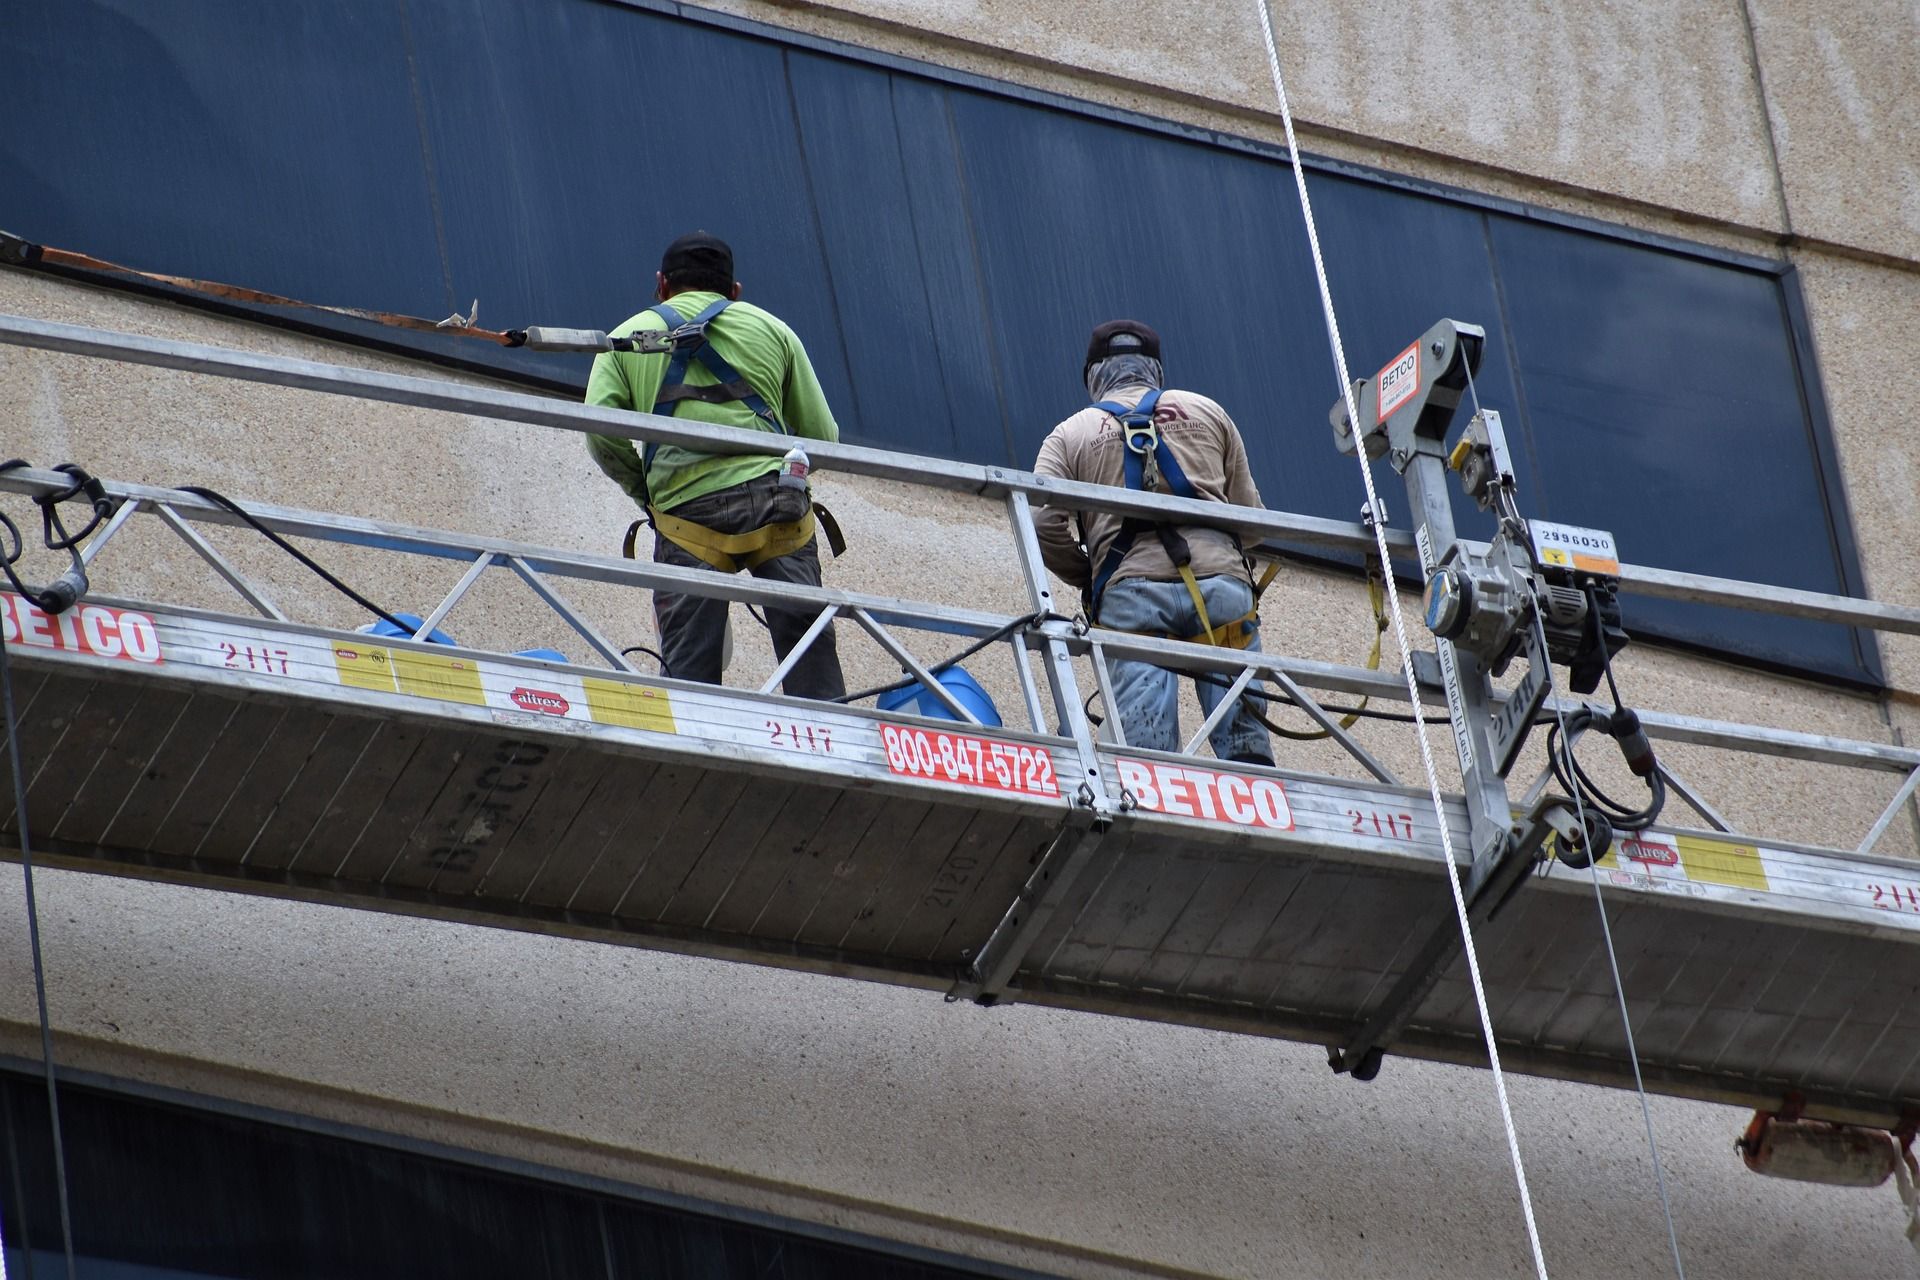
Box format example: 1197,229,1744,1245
2,312,1918,857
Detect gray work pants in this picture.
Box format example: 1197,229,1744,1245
652,471,846,700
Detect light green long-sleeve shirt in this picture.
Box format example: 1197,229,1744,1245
584,292,839,513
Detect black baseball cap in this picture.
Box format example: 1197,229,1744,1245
660,231,734,282
1085,319,1161,373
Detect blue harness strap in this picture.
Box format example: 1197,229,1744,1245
1087,390,1200,609
640,299,787,476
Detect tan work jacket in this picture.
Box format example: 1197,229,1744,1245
1032,384,1264,601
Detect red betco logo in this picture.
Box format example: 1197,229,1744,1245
1622,837,1678,867
1376,341,1421,423
510,687,570,716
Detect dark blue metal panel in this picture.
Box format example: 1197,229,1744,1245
0,0,1871,683
941,88,1333,495
2,0,446,319
1489,218,1872,681
1303,174,1519,545
885,78,1009,462
397,0,858,393
783,50,965,456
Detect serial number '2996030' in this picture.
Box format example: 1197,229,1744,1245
881,724,1060,799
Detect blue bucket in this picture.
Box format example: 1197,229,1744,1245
876,666,1002,727
514,647,570,664
362,612,458,646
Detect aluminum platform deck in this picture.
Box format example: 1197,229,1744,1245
6,591,1917,1125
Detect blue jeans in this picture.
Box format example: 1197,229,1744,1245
1098,575,1272,763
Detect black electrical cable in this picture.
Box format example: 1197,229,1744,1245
0,624,82,1280
1541,604,1666,831
38,465,113,550
835,611,1048,707
1184,666,1462,728
620,644,666,671
173,485,414,635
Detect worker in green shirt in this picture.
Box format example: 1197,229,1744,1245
585,232,845,699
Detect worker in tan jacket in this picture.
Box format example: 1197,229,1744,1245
1033,320,1273,765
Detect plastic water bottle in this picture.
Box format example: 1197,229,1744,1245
778,444,810,491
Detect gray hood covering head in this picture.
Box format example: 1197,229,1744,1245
1085,353,1164,403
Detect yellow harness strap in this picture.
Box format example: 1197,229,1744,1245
621,504,846,572
1270,567,1387,741
1175,559,1280,649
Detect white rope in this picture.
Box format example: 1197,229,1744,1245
1250,5,1549,1276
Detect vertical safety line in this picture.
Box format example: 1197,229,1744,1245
1475,332,1686,1279
1249,5,1550,1276
1479,213,1548,513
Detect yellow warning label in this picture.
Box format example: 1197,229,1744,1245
391,648,487,706
1676,834,1769,892
332,643,397,693
584,678,676,733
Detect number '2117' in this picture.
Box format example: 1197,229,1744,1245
1871,882,1920,913
1350,809,1415,841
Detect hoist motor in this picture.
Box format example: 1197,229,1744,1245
1421,508,1628,697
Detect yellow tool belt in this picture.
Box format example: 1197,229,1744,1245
623,503,846,573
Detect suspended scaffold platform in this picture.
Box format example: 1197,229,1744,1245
2,314,1919,1132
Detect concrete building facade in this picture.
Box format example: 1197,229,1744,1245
2,1,1918,1275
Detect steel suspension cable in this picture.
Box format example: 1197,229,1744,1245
1250,5,1549,1275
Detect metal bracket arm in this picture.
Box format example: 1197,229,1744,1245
949,812,1109,1006
1329,798,1563,1079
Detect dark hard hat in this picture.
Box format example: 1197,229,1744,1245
1085,319,1161,374
660,231,734,282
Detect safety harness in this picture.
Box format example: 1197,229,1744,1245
1084,390,1271,649
622,297,843,573
1082,391,1387,740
